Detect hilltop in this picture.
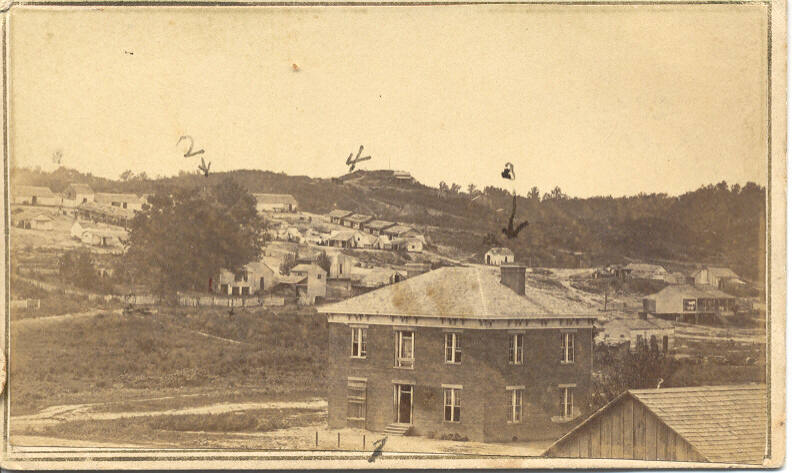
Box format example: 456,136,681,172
10,166,766,281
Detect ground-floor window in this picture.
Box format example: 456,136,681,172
559,386,574,418
443,387,461,422
346,378,366,423
507,387,523,423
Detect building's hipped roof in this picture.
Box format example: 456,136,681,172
68,183,94,194
252,193,298,206
328,209,352,218
690,266,740,279
364,220,396,230
646,284,733,300
329,230,356,241
487,247,514,256
344,213,373,223
13,185,56,197
384,224,416,235
624,263,667,272
319,266,595,319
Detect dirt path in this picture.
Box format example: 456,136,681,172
14,308,123,326
13,398,327,429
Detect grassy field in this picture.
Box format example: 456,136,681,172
10,304,328,418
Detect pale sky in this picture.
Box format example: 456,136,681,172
9,4,768,197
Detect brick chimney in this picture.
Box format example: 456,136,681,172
500,264,526,296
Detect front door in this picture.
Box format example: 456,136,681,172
395,384,413,424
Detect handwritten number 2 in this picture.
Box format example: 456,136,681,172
177,135,205,158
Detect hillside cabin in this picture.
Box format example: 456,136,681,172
394,237,423,253
329,253,356,279
289,263,327,305
217,262,275,296
363,220,396,235
342,213,373,230
94,193,143,211
319,265,597,442
544,385,766,464
13,211,54,230
328,209,353,225
329,230,356,249
353,231,378,249
623,263,669,281
642,285,735,323
77,201,135,227
383,224,419,241
253,193,298,213
64,183,94,205
12,185,59,206
80,227,126,248
596,315,674,351
485,247,514,266
688,266,743,289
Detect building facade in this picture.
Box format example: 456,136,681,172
642,284,736,323
320,265,596,442
485,247,514,266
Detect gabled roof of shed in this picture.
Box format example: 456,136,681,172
545,384,767,465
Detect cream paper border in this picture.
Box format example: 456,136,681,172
0,0,786,469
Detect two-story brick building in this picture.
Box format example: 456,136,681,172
319,265,597,442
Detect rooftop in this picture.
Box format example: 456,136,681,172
252,193,298,206
13,185,56,197
364,219,396,229
93,193,142,204
646,284,733,300
384,224,416,235
319,266,597,319
68,183,94,193
344,213,373,223
690,266,740,279
545,384,766,464
328,209,352,218
487,247,514,256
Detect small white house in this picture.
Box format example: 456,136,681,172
485,247,514,265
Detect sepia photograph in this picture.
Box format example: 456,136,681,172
0,0,786,469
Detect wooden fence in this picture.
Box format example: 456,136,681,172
177,295,284,307
10,299,40,310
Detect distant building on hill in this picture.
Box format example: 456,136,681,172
217,262,275,296
288,263,327,305
93,193,143,211
342,213,373,230
363,220,396,235
623,263,669,281
641,284,736,323
688,266,743,289
485,247,514,266
12,185,59,206
252,193,298,213
328,209,353,225
319,264,597,442
64,183,94,205
597,315,674,351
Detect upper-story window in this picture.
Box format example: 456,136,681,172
509,334,523,365
561,332,575,364
444,333,462,364
351,327,367,358
394,331,414,369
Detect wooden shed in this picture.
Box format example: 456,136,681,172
544,384,766,464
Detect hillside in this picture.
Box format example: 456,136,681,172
11,166,766,281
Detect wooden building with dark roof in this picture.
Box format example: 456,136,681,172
544,384,767,465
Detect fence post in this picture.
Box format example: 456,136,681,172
337,432,340,448
315,431,318,447
362,434,366,451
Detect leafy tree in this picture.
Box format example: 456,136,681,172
119,170,134,181
591,339,677,410
58,249,102,291
527,186,540,202
124,178,267,296
280,249,299,276
467,183,478,195
449,182,461,194
438,181,449,193
315,250,331,274
543,186,568,201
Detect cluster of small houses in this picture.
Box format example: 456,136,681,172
269,209,426,253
